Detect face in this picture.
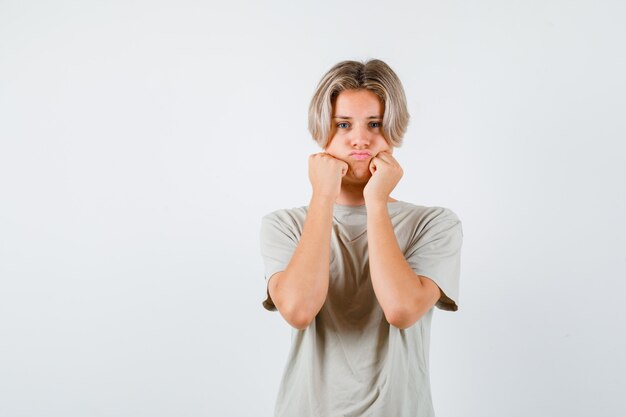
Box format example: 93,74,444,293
325,89,392,184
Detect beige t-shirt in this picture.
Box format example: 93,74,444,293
260,201,463,417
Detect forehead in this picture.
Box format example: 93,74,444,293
333,89,384,117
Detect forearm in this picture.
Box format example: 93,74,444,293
274,194,334,326
366,201,428,326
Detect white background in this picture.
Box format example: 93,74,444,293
1,1,625,416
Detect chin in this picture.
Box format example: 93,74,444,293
346,170,371,184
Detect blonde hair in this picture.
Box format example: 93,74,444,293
308,59,410,148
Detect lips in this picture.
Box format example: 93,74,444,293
350,151,372,161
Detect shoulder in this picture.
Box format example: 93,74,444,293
391,201,462,226
390,202,463,247
261,205,309,233
262,205,308,222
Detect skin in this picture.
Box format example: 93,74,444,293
321,88,397,206
268,89,441,330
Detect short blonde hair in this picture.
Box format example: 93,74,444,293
308,59,410,148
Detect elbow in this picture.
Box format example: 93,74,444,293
385,307,419,330
291,318,314,331
385,285,439,329
268,272,321,330
273,292,316,330
386,316,413,330
277,299,316,330
283,307,315,330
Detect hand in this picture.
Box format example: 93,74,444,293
363,151,403,204
308,152,348,200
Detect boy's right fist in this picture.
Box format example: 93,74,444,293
308,153,348,200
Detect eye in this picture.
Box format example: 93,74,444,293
369,121,381,128
337,122,350,129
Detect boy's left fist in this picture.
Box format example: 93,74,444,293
363,151,403,203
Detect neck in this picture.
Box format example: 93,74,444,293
335,183,366,206
334,182,397,206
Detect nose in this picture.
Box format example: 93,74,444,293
350,124,371,148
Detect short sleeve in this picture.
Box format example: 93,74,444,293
259,211,300,312
405,207,463,311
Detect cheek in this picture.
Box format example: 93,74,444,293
324,141,338,155
377,137,391,152
323,135,337,152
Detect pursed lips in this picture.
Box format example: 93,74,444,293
350,151,372,160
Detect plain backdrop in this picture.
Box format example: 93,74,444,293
1,1,625,416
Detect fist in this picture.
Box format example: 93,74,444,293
363,151,403,203
308,153,348,200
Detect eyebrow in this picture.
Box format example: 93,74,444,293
333,115,382,119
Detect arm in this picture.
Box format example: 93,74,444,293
366,201,441,329
268,153,347,330
268,195,334,330
363,151,441,329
